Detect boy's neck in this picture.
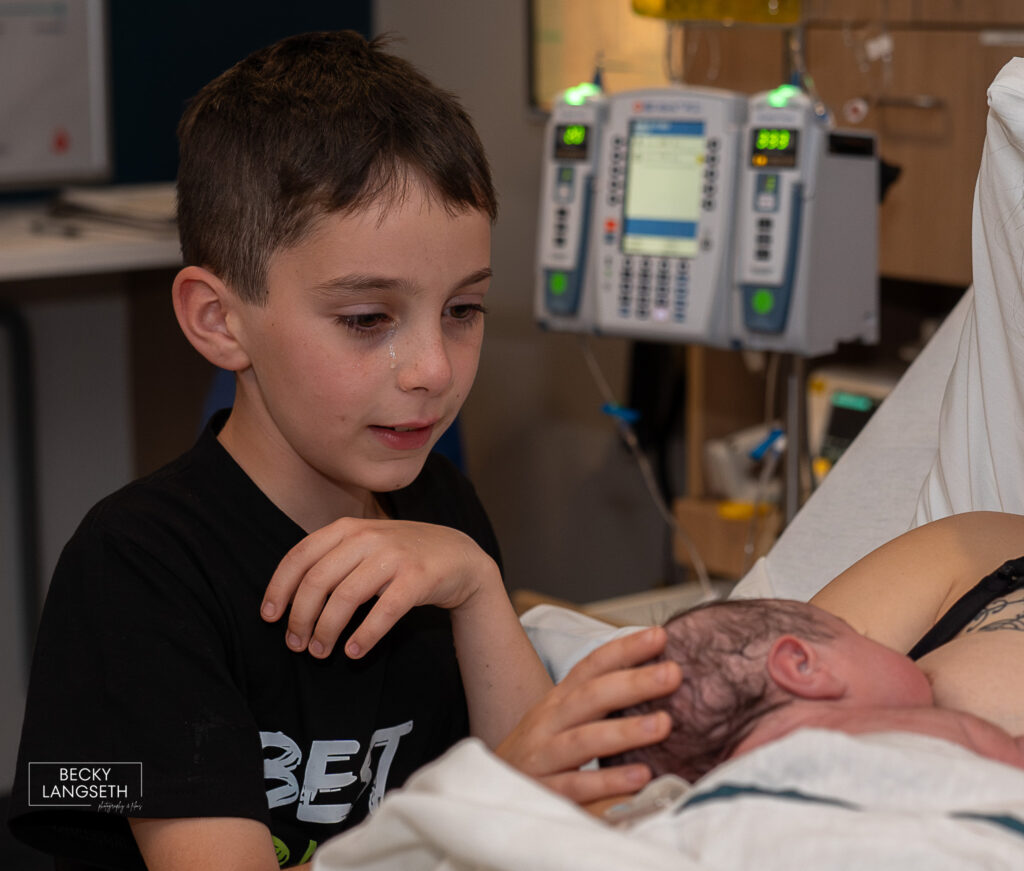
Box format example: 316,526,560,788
216,407,382,532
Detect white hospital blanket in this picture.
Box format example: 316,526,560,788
311,738,691,871
312,731,1024,870
633,728,1024,870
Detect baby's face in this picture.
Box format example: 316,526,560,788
814,607,935,708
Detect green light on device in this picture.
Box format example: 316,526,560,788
563,124,586,146
752,288,775,315
831,391,875,413
549,271,569,296
766,84,801,108
563,81,601,106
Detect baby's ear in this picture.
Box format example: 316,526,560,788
172,266,251,371
766,635,845,700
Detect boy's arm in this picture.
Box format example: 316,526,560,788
810,511,1024,652
447,558,554,746
129,817,308,871
262,519,682,801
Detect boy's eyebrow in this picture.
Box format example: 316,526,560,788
314,267,493,297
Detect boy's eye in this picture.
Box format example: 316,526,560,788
337,313,390,333
447,303,487,322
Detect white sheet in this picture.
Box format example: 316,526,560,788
915,57,1024,525
312,731,1024,871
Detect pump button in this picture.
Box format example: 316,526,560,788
548,271,569,297
751,288,775,315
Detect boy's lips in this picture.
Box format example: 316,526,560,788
368,420,437,451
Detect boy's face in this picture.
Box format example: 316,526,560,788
816,609,935,708
227,183,491,516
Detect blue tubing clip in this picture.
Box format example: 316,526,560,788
749,427,786,461
601,402,641,425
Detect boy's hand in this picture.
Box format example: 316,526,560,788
495,626,681,805
261,518,499,659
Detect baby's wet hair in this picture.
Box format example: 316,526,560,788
604,598,836,782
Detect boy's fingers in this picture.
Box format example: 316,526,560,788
551,660,682,732
539,764,654,807
282,552,368,650
505,709,673,777
562,626,669,687
340,584,413,659
306,566,397,658
261,527,340,621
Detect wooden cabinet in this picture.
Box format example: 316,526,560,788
805,28,1024,284
673,8,1024,286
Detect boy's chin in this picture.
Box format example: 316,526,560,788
365,455,431,493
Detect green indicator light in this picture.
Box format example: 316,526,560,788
563,81,601,106
563,124,586,146
549,271,569,296
766,84,801,108
752,288,775,314
831,391,875,413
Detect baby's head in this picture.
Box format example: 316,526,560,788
176,30,497,304
609,598,933,782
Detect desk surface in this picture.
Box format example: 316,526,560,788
0,200,181,283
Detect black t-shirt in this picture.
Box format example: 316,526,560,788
9,414,500,870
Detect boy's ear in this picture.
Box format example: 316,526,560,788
172,266,251,372
766,635,845,701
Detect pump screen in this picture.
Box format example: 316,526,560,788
750,127,799,168
621,119,704,258
554,123,590,160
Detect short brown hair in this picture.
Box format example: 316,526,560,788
176,30,497,303
606,599,837,782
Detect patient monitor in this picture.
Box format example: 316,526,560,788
733,86,879,355
590,88,747,344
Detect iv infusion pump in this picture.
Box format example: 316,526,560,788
534,83,879,356
591,88,747,345
535,84,606,333
733,88,878,355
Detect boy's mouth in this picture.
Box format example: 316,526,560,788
373,420,434,433
368,421,437,451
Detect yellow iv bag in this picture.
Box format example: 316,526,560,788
632,0,802,25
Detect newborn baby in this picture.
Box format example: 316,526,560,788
607,598,1024,782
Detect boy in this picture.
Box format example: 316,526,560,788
609,598,1024,783
9,31,676,871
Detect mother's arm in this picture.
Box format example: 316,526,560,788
810,511,1024,652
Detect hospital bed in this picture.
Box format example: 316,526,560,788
310,58,1024,870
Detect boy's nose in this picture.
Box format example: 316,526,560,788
395,328,453,393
